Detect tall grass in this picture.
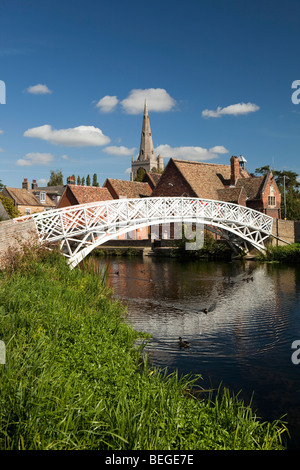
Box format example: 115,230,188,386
0,248,288,449
258,242,300,263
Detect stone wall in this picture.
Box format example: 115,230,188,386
0,218,39,269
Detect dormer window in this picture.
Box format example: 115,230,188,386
40,191,46,203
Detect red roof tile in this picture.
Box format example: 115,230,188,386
104,179,152,199
67,185,113,204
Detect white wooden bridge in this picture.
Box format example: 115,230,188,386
13,197,273,269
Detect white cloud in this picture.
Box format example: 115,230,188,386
95,95,119,113
121,88,176,114
125,168,131,174
26,84,52,95
38,178,48,185
0,148,4,152
103,146,136,156
16,152,54,166
155,144,227,161
209,145,229,154
202,102,260,118
24,124,111,147
0,129,3,134
61,154,69,159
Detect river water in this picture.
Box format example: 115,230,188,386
97,255,300,449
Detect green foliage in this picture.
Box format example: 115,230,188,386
48,170,63,186
134,167,146,182
258,243,300,263
0,248,288,449
0,194,20,218
174,230,231,260
93,173,99,187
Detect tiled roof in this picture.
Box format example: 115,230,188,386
38,185,66,196
104,179,152,198
217,187,245,203
172,159,232,199
68,185,113,204
146,172,162,186
235,175,266,199
3,187,55,207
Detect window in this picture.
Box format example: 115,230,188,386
40,191,46,203
268,196,276,207
25,208,31,215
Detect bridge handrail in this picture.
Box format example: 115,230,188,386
13,196,273,234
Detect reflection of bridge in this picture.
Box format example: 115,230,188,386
14,197,273,269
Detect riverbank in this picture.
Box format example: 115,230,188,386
95,236,232,261
257,242,300,263
0,247,288,450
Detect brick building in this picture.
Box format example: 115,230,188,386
2,178,56,215
57,183,113,208
151,156,281,219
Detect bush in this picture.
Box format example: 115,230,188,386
260,243,300,263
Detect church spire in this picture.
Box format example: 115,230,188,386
130,100,164,181
138,100,155,162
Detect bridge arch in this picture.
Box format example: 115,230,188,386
15,197,273,269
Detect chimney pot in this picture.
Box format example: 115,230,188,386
67,176,75,185
22,178,30,190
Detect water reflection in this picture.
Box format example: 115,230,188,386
99,256,300,448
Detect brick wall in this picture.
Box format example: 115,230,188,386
261,175,281,218
152,160,196,197
0,218,39,269
57,186,78,208
271,219,300,245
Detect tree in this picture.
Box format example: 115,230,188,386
254,165,270,175
0,194,20,218
48,170,63,186
86,174,91,186
92,173,99,187
272,170,300,220
81,176,85,186
77,175,81,185
135,167,146,182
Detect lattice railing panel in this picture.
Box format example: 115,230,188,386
13,197,273,267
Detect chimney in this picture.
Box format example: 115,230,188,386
67,176,75,185
31,179,38,190
22,178,30,190
230,156,240,186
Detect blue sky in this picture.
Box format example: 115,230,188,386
1,0,300,188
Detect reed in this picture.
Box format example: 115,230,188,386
258,242,300,263
0,247,288,449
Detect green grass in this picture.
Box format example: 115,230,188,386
0,247,288,450
258,242,300,263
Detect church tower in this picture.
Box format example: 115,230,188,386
130,101,164,181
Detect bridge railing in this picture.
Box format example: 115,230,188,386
14,197,273,243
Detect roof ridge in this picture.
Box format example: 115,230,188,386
172,158,230,168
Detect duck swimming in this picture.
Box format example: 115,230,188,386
179,337,190,348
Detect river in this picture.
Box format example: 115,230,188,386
96,255,300,449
